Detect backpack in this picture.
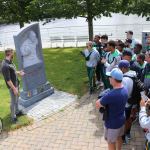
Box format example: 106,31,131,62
123,75,145,105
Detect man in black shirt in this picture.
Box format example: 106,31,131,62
94,35,102,86
1,48,24,123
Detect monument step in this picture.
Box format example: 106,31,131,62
19,90,77,121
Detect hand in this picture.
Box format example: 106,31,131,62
13,87,19,96
140,99,146,107
101,58,106,64
146,99,150,106
96,99,100,109
19,70,25,76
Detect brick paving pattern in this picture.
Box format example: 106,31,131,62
0,92,145,150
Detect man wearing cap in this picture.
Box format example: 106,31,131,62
1,48,25,123
125,31,137,50
96,68,128,150
118,60,136,144
122,50,141,79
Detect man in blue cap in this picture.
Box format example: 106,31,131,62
96,68,128,150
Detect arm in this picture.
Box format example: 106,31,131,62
2,66,18,95
105,59,117,72
7,80,18,96
139,106,150,129
96,92,110,109
139,100,150,129
96,99,104,109
16,70,25,76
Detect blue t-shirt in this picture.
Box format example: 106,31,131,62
101,87,128,129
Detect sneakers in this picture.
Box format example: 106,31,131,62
123,136,129,145
16,111,24,117
126,133,131,140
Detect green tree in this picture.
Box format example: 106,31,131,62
35,0,123,40
121,0,150,18
0,0,32,28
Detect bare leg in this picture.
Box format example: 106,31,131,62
108,142,116,150
116,136,123,150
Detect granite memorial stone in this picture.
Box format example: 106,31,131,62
13,23,54,107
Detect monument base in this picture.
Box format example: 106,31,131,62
19,82,54,107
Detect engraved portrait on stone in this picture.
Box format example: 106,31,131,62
20,30,41,68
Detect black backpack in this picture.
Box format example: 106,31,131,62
123,75,145,105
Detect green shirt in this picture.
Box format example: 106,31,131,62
108,49,120,64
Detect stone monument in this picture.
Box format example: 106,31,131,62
13,23,54,107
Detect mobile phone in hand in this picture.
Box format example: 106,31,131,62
140,91,149,101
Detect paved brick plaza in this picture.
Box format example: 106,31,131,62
0,92,145,150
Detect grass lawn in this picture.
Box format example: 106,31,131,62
0,47,88,131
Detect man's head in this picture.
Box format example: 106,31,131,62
106,68,123,87
122,50,132,62
101,34,108,44
126,30,133,39
5,48,14,61
118,60,130,73
134,43,142,54
107,40,116,52
137,54,145,65
86,41,93,50
145,51,150,63
94,35,100,43
116,42,125,53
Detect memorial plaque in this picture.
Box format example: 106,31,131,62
14,23,54,107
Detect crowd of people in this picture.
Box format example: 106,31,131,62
81,31,150,150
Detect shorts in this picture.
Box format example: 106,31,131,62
104,125,125,143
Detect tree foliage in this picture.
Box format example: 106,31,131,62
0,0,32,28
121,0,150,17
0,0,149,38
32,0,123,40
